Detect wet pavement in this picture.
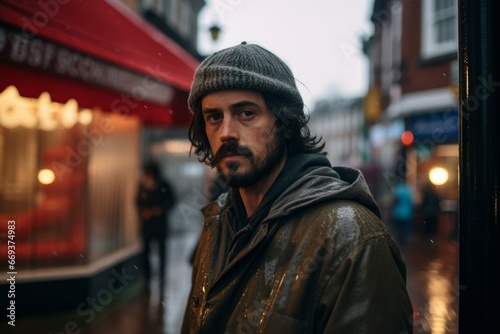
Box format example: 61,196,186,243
82,225,201,334
7,225,458,334
404,236,459,334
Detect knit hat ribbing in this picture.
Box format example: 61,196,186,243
188,42,303,114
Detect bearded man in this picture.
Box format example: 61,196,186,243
182,42,413,334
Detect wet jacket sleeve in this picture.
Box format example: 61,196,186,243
318,236,413,333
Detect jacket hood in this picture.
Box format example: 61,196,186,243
266,153,381,221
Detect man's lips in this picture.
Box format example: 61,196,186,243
220,153,246,160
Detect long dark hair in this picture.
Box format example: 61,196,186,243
188,91,326,165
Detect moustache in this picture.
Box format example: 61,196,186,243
211,142,253,167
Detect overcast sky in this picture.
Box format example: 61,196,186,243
197,0,374,110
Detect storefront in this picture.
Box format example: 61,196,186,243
0,0,198,314
366,105,459,240
403,109,459,239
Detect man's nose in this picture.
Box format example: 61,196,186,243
220,117,239,143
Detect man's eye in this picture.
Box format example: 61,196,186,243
240,110,254,118
207,113,222,122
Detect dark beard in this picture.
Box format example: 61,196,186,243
215,136,286,188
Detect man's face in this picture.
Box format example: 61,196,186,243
201,89,286,188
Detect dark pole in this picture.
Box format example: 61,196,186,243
458,0,500,332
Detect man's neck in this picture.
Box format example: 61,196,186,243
238,156,287,217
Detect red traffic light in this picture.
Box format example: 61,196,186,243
401,131,414,146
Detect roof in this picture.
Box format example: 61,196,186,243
0,0,199,92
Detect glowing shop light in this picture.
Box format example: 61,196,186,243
38,169,56,185
163,140,192,154
0,85,89,130
60,98,79,128
79,109,93,126
429,167,449,186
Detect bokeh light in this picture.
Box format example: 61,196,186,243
401,131,414,146
429,167,449,185
38,169,56,185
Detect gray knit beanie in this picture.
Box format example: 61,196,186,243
188,42,303,114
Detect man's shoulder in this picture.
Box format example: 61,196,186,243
298,198,380,222
283,199,390,245
267,199,398,279
200,192,228,224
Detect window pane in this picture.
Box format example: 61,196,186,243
436,17,455,43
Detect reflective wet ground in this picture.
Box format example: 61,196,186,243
7,226,458,334
82,225,201,334
404,236,459,334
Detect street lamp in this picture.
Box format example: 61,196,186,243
209,24,221,42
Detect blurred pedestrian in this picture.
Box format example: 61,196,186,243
136,161,176,290
391,181,414,247
420,181,440,239
182,42,412,333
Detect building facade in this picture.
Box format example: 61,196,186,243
0,0,202,315
363,0,458,235
310,97,367,167
138,0,206,60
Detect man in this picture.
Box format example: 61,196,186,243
182,42,413,333
136,162,176,290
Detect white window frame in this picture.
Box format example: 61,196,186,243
421,0,458,59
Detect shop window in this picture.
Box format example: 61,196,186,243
0,86,140,270
86,111,141,262
421,0,458,59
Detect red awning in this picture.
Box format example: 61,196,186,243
0,0,199,91
0,0,199,126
